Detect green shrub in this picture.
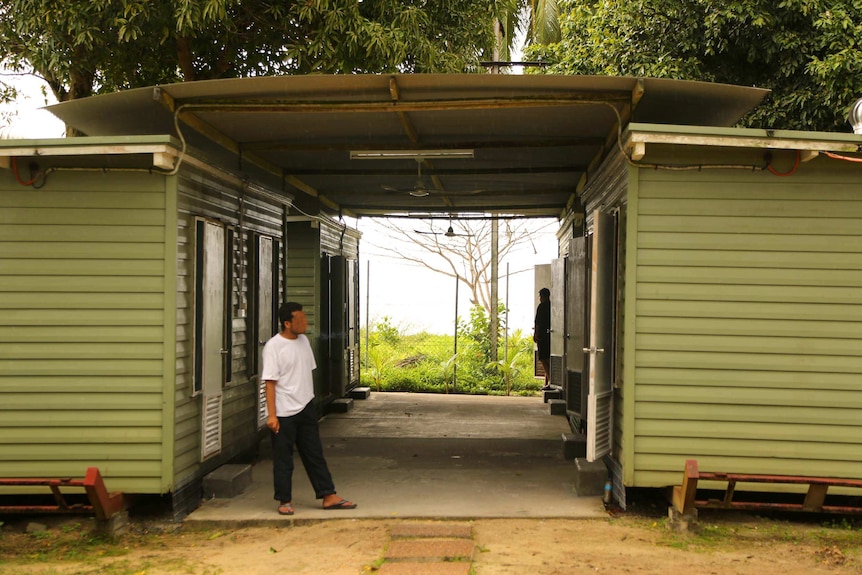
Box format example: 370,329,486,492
359,307,543,395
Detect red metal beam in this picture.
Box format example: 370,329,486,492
0,467,124,521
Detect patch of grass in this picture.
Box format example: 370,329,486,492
651,514,862,557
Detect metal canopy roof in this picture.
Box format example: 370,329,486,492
47,74,767,218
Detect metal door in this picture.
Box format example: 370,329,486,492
565,236,587,422
199,220,224,459
256,235,273,427
586,211,615,461
549,257,566,387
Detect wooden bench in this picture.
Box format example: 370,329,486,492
0,467,124,521
673,459,862,516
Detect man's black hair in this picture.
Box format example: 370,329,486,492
539,287,550,298
278,301,303,328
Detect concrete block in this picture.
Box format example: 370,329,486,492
25,522,48,534
348,386,371,400
542,389,561,403
574,458,608,496
95,510,129,537
668,506,698,532
548,399,567,416
560,432,586,460
203,463,252,499
328,397,354,413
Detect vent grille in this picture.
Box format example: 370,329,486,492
347,347,358,385
550,355,564,387
566,370,584,416
257,379,267,428
201,394,223,460
587,390,612,461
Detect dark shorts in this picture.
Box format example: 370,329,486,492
536,335,550,361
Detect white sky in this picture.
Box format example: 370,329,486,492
356,218,559,335
0,72,64,138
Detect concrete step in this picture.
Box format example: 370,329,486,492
574,457,609,496
321,436,563,459
390,522,472,539
326,397,354,414
348,386,372,399
202,464,252,499
378,562,471,575
385,538,475,562
561,432,587,460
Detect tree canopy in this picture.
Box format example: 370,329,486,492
524,0,862,132
0,0,503,103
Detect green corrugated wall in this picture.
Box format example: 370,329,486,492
0,167,170,493
630,152,862,487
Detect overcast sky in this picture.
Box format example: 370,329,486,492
356,217,559,336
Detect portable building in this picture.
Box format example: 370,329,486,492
0,136,360,518
553,124,862,506
6,73,857,514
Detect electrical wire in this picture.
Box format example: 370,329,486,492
11,157,39,186
767,150,801,176
823,151,862,163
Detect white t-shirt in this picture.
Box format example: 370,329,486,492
261,333,316,417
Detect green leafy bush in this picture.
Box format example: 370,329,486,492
359,306,544,395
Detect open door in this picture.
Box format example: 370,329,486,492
549,257,566,387
565,236,587,425
256,235,274,428
195,219,225,460
586,211,615,461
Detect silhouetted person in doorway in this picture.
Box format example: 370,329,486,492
534,287,551,390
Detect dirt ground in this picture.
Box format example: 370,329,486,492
2,507,862,575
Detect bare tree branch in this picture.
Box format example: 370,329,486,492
364,217,555,316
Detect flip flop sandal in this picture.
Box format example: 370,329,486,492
323,499,357,510
277,503,295,515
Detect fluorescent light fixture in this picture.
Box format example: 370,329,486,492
349,149,474,160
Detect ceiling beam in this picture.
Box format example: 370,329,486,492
281,166,584,176
240,138,606,152
342,202,565,216
154,87,333,207
174,96,630,115
388,75,450,203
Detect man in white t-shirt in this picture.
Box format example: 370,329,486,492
263,301,357,516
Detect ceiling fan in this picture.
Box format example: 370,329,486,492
414,221,474,238
382,161,485,197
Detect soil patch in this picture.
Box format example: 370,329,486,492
2,511,861,575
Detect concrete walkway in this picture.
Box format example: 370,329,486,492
185,392,607,524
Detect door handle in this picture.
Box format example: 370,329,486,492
219,349,230,355
582,347,605,354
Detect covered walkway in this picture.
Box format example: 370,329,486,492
186,392,606,523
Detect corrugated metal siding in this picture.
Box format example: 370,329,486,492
284,219,359,400
632,157,862,486
0,168,168,493
285,221,320,329
321,221,360,259
174,166,284,490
